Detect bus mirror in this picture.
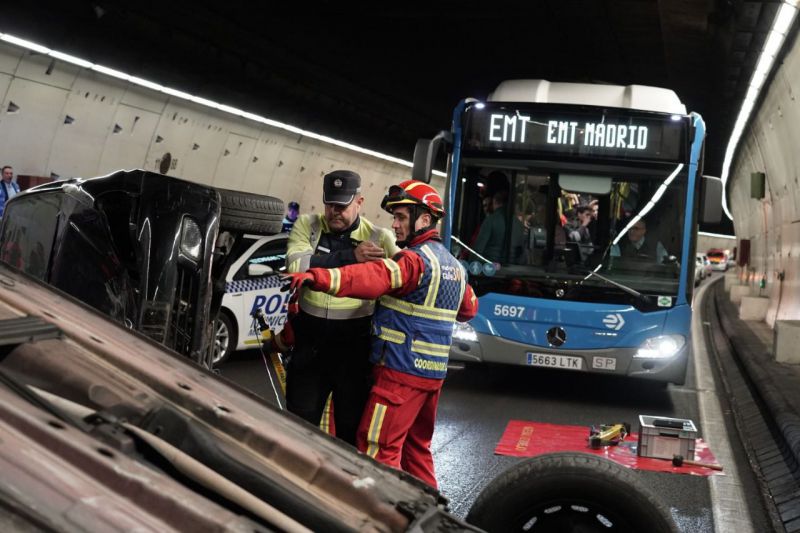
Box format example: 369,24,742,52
558,174,612,195
412,130,452,183
700,175,722,224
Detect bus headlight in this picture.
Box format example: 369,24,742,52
634,335,685,359
453,322,478,342
180,217,203,262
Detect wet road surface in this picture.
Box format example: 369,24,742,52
219,349,714,531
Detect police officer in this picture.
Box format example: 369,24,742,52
284,170,398,446
283,180,478,488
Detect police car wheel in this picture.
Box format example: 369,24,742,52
466,452,676,533
212,313,237,366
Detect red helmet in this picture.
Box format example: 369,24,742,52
381,180,445,218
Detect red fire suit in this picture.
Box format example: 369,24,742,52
294,229,478,487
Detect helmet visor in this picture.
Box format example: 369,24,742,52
381,185,417,211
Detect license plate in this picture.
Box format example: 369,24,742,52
526,353,583,370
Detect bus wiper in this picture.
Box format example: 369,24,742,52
451,235,492,264
575,266,647,302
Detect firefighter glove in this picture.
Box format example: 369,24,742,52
280,272,315,293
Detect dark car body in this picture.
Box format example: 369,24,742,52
0,262,482,532
0,170,272,365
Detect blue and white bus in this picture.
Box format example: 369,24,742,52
413,80,721,384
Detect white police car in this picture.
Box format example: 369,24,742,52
212,234,290,365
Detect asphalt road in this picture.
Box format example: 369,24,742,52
219,351,713,531
217,277,731,533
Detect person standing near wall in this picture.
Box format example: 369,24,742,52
284,170,398,446
282,201,300,233
282,180,478,488
0,166,20,218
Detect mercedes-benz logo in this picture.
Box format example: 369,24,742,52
546,327,567,347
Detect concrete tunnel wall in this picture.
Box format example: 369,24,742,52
727,28,800,328
0,41,443,228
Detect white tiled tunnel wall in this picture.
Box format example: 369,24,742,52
0,41,423,232
729,30,800,326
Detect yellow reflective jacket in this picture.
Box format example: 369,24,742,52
286,214,399,319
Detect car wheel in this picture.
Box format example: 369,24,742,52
466,452,677,533
212,312,237,366
216,187,284,234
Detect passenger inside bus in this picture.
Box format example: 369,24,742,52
564,205,595,262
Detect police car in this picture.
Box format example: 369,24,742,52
212,234,290,365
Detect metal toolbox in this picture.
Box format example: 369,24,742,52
637,415,697,460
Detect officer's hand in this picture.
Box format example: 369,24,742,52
280,272,315,293
354,241,386,263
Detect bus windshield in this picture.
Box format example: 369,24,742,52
451,164,689,310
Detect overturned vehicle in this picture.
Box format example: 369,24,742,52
0,169,281,367
0,261,483,531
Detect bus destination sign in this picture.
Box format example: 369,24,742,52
463,105,687,163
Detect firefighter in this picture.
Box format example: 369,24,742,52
282,180,478,488
284,170,398,446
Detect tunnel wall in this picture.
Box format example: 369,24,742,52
0,42,441,228
727,30,800,328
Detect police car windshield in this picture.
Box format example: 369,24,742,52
451,164,688,304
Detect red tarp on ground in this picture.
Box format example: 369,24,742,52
495,420,723,477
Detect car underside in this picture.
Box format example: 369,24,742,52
0,263,480,532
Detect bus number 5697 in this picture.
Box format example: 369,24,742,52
494,305,525,318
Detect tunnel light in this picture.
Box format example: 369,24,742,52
129,76,163,92
0,34,50,54
91,64,130,81
49,50,93,68
720,1,798,220
161,86,193,100
762,30,784,60
775,1,799,34
190,95,221,109
217,104,245,116
0,31,447,178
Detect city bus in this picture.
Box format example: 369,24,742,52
413,80,721,384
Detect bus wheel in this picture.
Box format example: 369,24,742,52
212,313,237,366
466,452,676,533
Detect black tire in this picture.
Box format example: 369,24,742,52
216,187,284,234
212,312,237,366
466,452,677,533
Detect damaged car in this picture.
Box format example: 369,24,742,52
0,262,483,531
0,169,281,367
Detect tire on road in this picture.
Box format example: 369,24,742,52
216,187,284,234
466,452,677,533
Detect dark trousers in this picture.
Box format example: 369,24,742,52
285,312,372,446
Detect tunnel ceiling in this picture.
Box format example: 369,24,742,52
0,1,784,180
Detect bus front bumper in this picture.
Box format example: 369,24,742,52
450,332,688,385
